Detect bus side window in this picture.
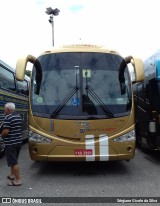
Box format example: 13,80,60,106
17,80,29,96
137,83,144,99
145,81,149,100
0,65,16,91
143,80,149,101
148,79,159,110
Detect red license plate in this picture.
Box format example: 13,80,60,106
74,149,93,156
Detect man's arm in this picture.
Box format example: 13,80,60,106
1,116,10,138
1,128,10,138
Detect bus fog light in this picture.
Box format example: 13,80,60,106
33,147,38,153
127,146,132,152
29,132,52,143
113,130,135,142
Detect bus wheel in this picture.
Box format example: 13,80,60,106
138,136,150,153
136,136,143,148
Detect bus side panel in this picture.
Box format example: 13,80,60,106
134,83,148,141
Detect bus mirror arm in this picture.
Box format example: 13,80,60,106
16,55,36,81
34,60,42,95
125,56,144,82
125,56,133,64
118,59,127,95
16,55,42,95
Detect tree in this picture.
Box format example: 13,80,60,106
25,70,31,77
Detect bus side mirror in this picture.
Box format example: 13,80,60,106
125,56,144,82
131,58,144,82
16,55,36,81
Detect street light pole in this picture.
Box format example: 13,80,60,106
45,7,60,47
49,14,54,46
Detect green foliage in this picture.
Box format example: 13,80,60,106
25,70,31,77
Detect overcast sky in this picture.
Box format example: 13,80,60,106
0,0,160,68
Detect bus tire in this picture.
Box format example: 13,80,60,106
138,136,151,153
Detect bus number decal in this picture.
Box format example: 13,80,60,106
85,135,95,161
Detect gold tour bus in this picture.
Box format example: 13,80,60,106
15,44,144,162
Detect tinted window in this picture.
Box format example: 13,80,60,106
0,65,16,91
137,83,143,99
148,79,160,110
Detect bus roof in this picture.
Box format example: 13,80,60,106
40,44,120,56
0,59,30,82
0,59,15,72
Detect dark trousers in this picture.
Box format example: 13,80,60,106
5,143,22,167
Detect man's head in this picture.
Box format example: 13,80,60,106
4,102,15,115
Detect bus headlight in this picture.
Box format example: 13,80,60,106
29,132,52,143
113,130,135,142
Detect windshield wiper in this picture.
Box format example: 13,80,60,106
85,85,113,118
50,87,79,118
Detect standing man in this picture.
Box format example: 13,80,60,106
0,102,22,186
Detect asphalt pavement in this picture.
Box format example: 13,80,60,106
0,143,160,206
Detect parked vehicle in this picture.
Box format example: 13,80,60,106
134,59,160,151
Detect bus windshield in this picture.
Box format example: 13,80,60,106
31,52,131,119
